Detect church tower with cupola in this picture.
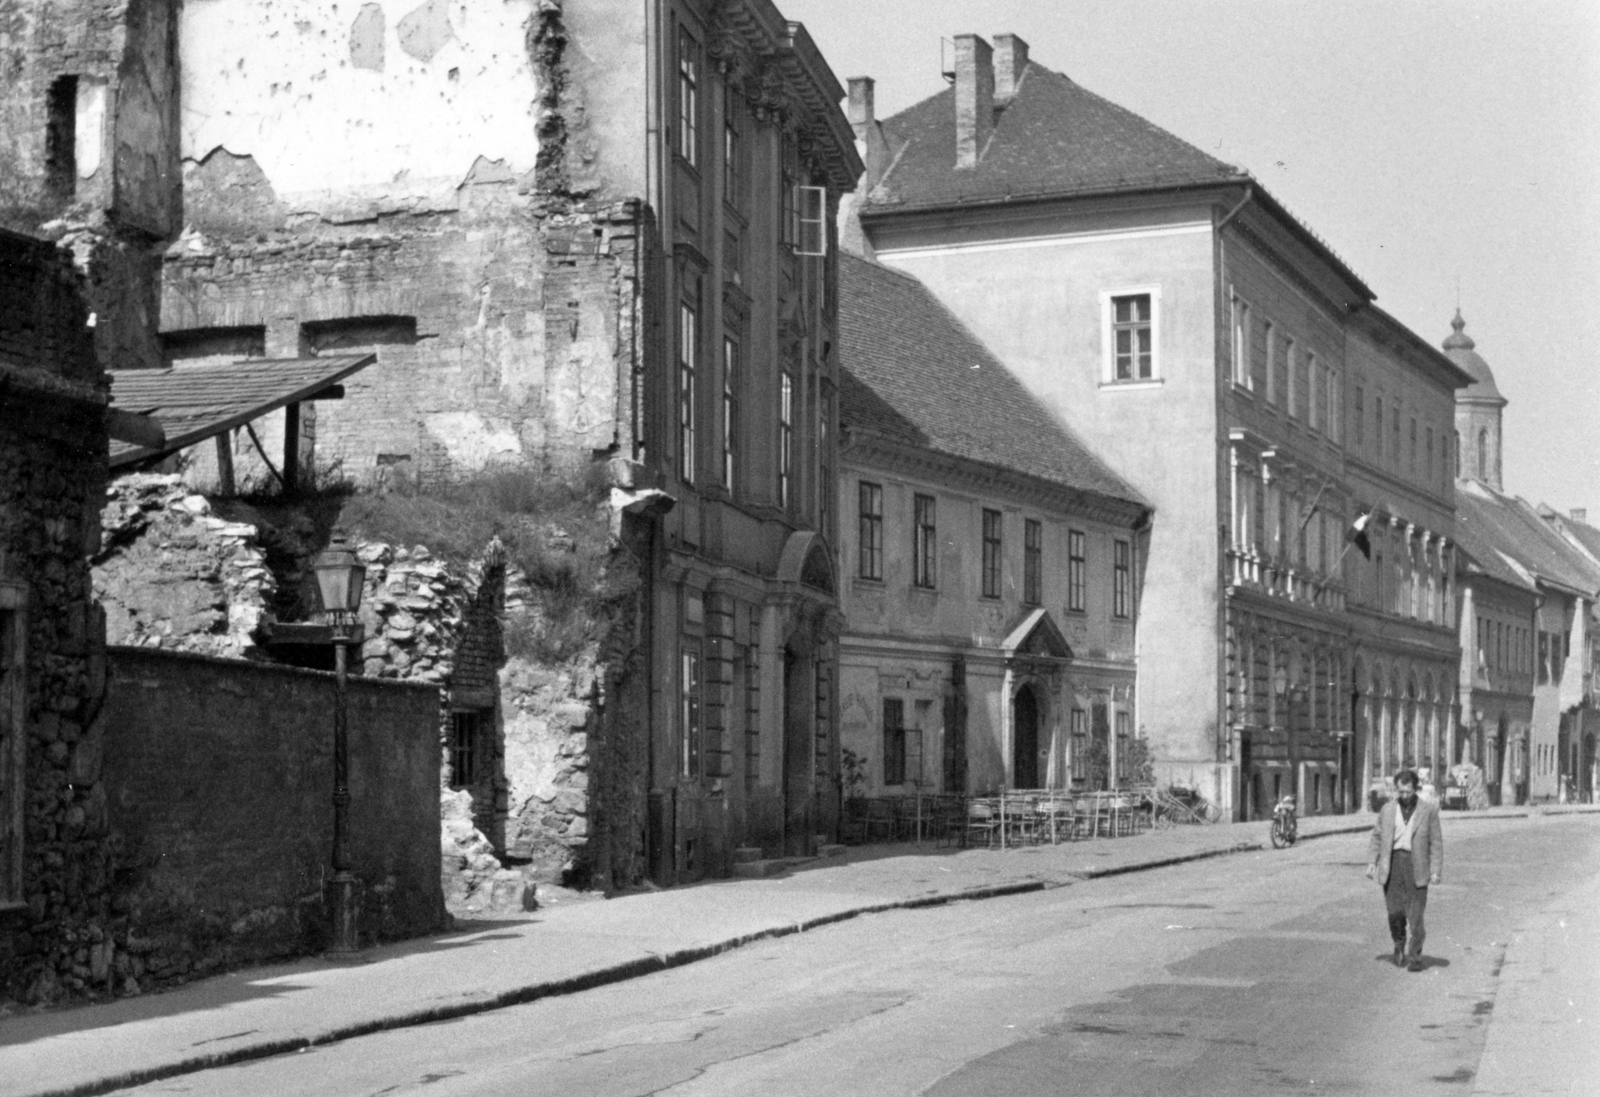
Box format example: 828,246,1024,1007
1446,311,1506,490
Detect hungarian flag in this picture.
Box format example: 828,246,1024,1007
1346,511,1373,560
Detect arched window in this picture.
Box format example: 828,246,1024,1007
1477,427,1488,481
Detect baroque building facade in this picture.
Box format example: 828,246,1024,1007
835,254,1149,800
845,34,1470,818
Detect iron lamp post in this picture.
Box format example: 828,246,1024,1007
313,531,366,953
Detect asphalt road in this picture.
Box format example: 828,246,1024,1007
115,814,1600,1097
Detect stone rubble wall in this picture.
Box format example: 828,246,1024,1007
89,479,630,910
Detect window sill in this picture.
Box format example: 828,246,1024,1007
1100,379,1164,391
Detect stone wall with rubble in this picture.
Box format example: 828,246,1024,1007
0,230,116,1005
88,476,649,908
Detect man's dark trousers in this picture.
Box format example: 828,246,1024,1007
1385,848,1427,960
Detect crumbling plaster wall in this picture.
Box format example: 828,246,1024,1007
179,0,540,216
162,0,640,483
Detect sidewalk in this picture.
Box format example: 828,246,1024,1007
0,804,1585,1097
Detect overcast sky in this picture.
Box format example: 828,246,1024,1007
783,0,1600,518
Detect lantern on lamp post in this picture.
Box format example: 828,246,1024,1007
313,530,366,952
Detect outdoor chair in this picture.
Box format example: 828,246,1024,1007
964,798,1001,849
840,798,870,845
1001,793,1040,846
864,797,896,842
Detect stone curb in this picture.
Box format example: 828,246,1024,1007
19,813,1590,1097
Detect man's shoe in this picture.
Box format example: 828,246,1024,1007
1407,959,1425,973
1393,945,1406,968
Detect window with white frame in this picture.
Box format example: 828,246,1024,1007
981,509,1002,599
1024,519,1042,606
678,303,698,485
1264,321,1278,406
858,481,883,580
1231,296,1251,388
677,30,700,168
1101,288,1159,383
913,494,937,589
722,336,739,493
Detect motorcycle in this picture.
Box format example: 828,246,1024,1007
1270,794,1298,848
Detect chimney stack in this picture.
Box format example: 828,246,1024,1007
847,76,875,134
847,76,888,191
1573,508,1589,525
952,34,993,169
993,34,1029,103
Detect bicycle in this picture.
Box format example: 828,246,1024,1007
1270,794,1298,848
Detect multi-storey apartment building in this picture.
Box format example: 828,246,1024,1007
835,254,1149,799
846,34,1471,817
0,0,862,883
1449,317,1600,805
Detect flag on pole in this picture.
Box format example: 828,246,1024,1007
1346,511,1373,560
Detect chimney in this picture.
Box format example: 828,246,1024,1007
993,34,1029,103
847,76,888,191
1573,508,1589,525
952,34,993,169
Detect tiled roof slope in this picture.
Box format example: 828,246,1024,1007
1456,480,1600,596
838,252,1144,509
1454,489,1537,592
865,65,1244,212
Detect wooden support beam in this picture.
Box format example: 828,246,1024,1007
215,430,236,495
283,402,301,492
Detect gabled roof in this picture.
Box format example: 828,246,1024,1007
1537,504,1600,572
1001,608,1072,660
108,354,375,467
837,252,1145,511
1455,480,1600,598
864,65,1242,212
859,60,1373,303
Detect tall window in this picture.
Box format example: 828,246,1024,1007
1477,428,1488,481
722,337,738,492
913,494,937,589
1264,321,1278,405
818,384,834,542
1024,519,1042,606
1391,406,1401,468
1294,344,1310,421
722,81,740,205
1068,529,1086,612
680,646,702,778
1354,386,1365,447
448,711,482,789
882,699,906,786
1111,294,1153,381
1425,426,1434,486
677,30,699,167
1374,396,1384,460
1115,711,1132,784
1284,338,1298,418
1409,417,1418,474
1070,708,1088,783
1112,539,1131,619
858,481,882,580
981,509,1003,598
1306,352,1319,429
678,303,697,485
778,368,794,508
1231,297,1250,387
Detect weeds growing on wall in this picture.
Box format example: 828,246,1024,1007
337,464,631,664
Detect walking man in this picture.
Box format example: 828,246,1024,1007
1367,768,1443,972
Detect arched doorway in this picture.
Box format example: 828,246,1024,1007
1012,685,1040,790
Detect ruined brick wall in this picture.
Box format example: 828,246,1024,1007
101,648,446,987
0,0,181,374
0,230,115,1004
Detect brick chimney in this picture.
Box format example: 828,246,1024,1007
952,34,993,169
1573,508,1589,525
847,76,888,190
993,33,1029,103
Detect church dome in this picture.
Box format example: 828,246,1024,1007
1443,310,1504,403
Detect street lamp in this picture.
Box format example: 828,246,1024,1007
313,530,366,952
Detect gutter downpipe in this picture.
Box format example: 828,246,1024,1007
1214,183,1251,819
